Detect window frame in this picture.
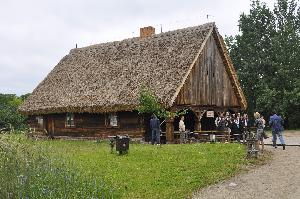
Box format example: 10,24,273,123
36,116,44,128
65,113,75,128
108,112,119,128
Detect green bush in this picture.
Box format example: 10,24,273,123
0,94,28,130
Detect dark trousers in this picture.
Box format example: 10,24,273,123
151,129,160,144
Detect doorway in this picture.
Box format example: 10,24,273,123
45,115,54,137
200,110,218,131
173,109,196,132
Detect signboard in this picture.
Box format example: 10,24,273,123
206,111,214,118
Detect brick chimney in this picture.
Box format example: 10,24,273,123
140,26,155,39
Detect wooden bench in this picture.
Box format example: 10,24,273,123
193,130,231,143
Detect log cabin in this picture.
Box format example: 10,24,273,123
19,22,247,142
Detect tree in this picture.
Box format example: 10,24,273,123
0,93,30,130
137,86,187,121
226,0,300,128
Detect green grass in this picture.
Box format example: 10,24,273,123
0,134,248,198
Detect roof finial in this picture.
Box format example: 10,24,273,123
206,14,214,21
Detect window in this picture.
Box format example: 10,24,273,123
36,116,43,127
109,113,118,127
66,113,75,127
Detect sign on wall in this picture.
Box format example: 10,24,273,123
206,111,214,118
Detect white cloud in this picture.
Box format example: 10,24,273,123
0,0,276,95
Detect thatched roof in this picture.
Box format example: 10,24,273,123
20,22,247,115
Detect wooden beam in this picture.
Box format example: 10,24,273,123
166,118,174,143
171,105,242,112
194,110,206,131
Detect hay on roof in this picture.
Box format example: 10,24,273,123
19,22,246,115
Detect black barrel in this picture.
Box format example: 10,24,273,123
116,136,130,154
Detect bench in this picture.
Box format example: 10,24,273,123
193,130,231,143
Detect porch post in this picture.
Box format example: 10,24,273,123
166,118,174,143
194,110,206,131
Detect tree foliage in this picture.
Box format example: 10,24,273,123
226,0,300,128
0,93,30,129
137,86,187,119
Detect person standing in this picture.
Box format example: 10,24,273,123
218,114,227,131
254,112,265,151
150,114,160,145
241,114,249,130
236,113,243,133
234,114,241,141
269,111,286,150
229,116,238,138
215,112,222,129
261,116,268,139
179,116,186,144
240,113,249,142
226,114,232,136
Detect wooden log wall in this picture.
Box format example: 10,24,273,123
174,34,240,108
29,111,145,138
27,116,44,134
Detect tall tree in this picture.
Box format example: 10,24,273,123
226,0,300,128
0,93,29,130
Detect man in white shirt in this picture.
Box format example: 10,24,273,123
179,116,186,143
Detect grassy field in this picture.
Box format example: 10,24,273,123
0,134,248,198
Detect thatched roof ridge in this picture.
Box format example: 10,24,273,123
20,22,246,115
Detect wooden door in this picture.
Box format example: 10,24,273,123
46,115,54,136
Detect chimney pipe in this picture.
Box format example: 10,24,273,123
140,26,155,39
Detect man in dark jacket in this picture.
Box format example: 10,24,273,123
150,114,160,145
269,111,286,150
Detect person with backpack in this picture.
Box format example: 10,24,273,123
269,111,286,150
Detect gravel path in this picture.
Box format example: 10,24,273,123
193,132,300,199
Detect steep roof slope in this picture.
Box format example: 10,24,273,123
20,22,246,115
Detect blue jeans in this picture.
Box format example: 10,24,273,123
272,131,285,146
151,129,160,144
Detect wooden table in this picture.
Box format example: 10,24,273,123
193,130,231,143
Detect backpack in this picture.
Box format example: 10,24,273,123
255,119,264,129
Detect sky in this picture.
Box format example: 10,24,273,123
0,0,276,95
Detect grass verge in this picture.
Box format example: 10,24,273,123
0,133,248,198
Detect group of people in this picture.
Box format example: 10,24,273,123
150,111,286,149
255,111,286,151
150,114,187,145
215,112,250,139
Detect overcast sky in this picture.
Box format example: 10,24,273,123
0,0,276,95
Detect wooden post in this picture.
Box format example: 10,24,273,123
194,110,206,131
166,118,174,143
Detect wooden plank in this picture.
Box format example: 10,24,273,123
170,26,214,106
174,34,241,109
31,111,144,138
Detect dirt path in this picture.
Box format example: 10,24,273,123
193,132,300,199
